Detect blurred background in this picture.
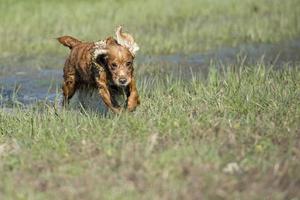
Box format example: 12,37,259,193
1,0,299,57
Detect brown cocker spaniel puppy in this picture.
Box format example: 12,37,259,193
57,26,140,113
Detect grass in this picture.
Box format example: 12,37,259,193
0,0,299,58
0,64,300,199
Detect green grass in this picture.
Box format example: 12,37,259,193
1,65,299,199
0,0,299,57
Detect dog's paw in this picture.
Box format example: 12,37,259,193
127,105,138,112
111,107,124,114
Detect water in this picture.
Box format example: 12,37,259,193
0,69,61,106
0,39,299,107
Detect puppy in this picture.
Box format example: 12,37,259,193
57,26,140,113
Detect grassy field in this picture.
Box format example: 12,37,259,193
0,0,300,57
1,0,300,199
1,65,300,199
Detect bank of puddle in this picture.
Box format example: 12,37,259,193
0,39,299,107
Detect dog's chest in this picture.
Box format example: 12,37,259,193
109,85,128,107
68,85,127,114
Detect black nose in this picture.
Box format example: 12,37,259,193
119,78,127,85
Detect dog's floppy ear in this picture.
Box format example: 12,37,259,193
93,39,108,59
93,39,109,67
116,26,139,56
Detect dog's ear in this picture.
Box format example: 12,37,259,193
93,39,109,67
115,26,139,56
93,39,108,59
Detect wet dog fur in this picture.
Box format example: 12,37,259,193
57,26,140,113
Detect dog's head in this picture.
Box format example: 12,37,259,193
94,26,139,87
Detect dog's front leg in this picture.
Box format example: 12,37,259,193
127,77,140,112
98,85,122,113
96,73,121,113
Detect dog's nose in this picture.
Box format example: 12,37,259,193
119,78,127,85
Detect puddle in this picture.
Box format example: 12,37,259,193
0,39,299,107
0,69,61,106
138,38,300,77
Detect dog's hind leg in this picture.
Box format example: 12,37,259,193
62,75,76,106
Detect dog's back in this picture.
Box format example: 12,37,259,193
58,37,95,84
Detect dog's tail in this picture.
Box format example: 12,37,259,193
57,36,82,49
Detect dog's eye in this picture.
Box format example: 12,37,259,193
111,63,117,69
126,62,132,67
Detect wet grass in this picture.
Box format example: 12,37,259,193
0,0,299,58
0,64,300,199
